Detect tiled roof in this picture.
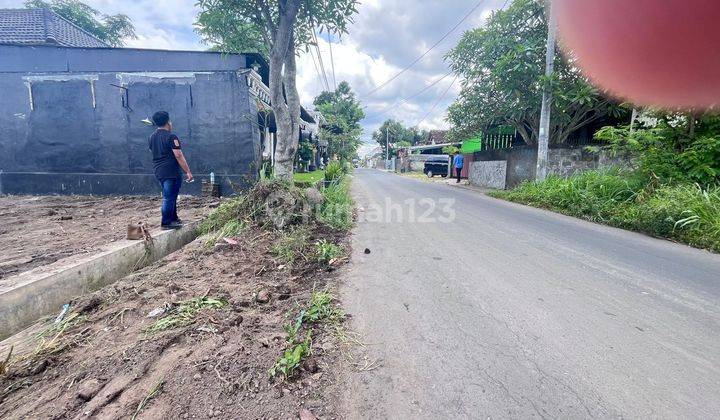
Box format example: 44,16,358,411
0,8,108,48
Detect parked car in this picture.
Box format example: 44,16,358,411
423,156,449,178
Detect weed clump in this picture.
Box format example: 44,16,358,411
314,240,344,263
270,289,343,379
143,297,227,334
271,227,310,266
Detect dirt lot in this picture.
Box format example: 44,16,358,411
0,183,358,419
0,195,215,281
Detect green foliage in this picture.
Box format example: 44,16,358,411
304,289,343,323
269,332,311,378
271,289,342,378
25,0,136,47
271,227,310,265
314,239,344,263
314,81,365,162
319,177,353,231
195,0,359,55
442,146,459,155
594,114,720,187
446,0,625,145
200,197,246,235
297,141,314,162
324,161,345,183
493,169,720,252
372,119,428,156
144,297,228,334
293,170,325,186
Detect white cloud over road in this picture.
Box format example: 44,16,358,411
1,0,506,144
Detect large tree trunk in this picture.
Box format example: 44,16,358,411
268,0,300,181
276,38,301,179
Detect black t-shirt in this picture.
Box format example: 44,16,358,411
148,129,182,180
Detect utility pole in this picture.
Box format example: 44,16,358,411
385,127,389,165
536,0,556,181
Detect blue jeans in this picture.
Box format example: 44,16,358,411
159,177,182,226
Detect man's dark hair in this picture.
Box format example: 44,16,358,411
152,111,170,127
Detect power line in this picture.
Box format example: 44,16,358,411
414,76,458,128
371,70,454,119
328,33,337,90
309,44,329,91
362,0,485,97
312,28,331,92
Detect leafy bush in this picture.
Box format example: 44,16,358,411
492,169,720,252
593,115,720,187
325,161,344,183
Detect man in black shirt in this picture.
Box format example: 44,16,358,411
148,111,193,229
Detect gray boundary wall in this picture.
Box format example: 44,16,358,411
0,45,261,195
469,146,631,189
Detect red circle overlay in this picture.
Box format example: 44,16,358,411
554,0,720,109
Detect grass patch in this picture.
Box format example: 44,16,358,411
314,239,344,263
204,219,246,247
143,297,227,334
199,197,246,234
293,170,325,186
271,289,343,378
319,177,353,231
270,227,310,266
491,168,720,252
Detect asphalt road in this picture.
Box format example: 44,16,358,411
339,169,720,419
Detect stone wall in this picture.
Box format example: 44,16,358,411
468,161,506,189
469,146,631,189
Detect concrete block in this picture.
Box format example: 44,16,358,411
469,161,507,189
0,223,199,340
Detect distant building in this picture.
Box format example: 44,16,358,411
427,130,448,145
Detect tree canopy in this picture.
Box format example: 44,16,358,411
372,119,428,156
445,0,625,145
195,0,358,55
25,0,136,47
195,0,359,179
313,81,365,162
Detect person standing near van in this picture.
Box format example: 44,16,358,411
453,151,464,183
148,111,193,230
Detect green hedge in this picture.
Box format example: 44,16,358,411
491,169,720,252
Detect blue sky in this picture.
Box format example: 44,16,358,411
1,0,506,151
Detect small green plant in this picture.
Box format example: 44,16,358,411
305,289,343,323
271,289,343,378
325,161,344,183
144,297,227,334
269,332,311,378
314,239,343,263
270,227,309,265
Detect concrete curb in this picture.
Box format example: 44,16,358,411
0,223,199,340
